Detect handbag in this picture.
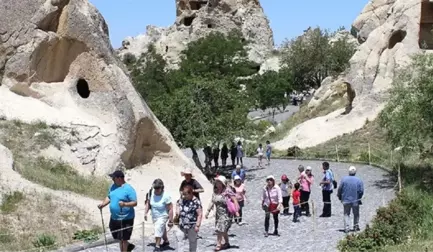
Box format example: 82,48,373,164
226,193,239,215
263,188,279,213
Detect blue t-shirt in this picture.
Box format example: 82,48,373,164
108,183,137,220
322,170,333,191
150,192,172,220
231,169,246,181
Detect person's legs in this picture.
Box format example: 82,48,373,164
187,228,198,252
321,190,332,217
305,191,311,216
293,205,300,222
175,228,187,252
353,204,360,231
154,217,167,250
272,213,279,235
238,201,244,223
120,219,134,252
236,157,239,165
343,203,352,232
282,196,289,215
240,157,243,166
231,157,235,166
300,190,307,213
222,158,226,167
264,213,270,236
222,232,230,247
216,231,223,249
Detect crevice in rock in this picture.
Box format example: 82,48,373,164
37,0,71,33
182,16,196,26
121,117,171,169
30,37,89,83
388,30,406,49
341,82,356,115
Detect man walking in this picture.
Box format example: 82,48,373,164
337,166,364,233
98,170,138,252
319,162,333,217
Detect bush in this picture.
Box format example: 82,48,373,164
256,120,273,134
338,148,351,158
287,146,302,157
32,234,56,250
0,191,24,214
73,228,101,243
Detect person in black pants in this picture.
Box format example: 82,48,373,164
221,143,229,168
262,175,283,237
230,142,237,167
319,162,333,217
299,166,314,216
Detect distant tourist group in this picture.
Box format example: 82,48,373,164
97,161,364,252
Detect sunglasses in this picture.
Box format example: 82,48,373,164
153,187,162,190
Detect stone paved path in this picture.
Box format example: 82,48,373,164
82,157,395,252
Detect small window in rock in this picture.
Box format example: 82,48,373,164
183,16,195,26
76,78,90,98
207,23,214,28
420,1,433,49
388,30,406,49
165,46,169,52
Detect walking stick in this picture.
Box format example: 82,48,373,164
100,208,109,252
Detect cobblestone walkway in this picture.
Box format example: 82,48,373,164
83,158,395,252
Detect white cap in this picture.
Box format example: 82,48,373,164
181,167,193,176
233,175,241,181
215,175,227,185
236,165,241,169
266,175,275,181
306,166,312,171
349,166,356,175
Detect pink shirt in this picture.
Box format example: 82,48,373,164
234,184,246,202
262,185,283,205
299,172,314,192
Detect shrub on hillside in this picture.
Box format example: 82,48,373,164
287,146,302,157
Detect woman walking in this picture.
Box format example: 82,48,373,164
144,179,174,252
230,142,237,167
176,185,203,252
299,166,314,216
257,143,264,168
233,175,246,224
221,143,229,168
262,175,282,237
236,141,244,166
205,175,240,251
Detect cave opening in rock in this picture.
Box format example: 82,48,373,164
341,82,356,115
420,0,433,49
388,30,407,49
182,16,195,26
76,78,90,98
207,23,214,28
189,0,207,10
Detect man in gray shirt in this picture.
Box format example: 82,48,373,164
337,166,364,233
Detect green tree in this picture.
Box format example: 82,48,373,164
250,70,293,121
327,32,357,76
380,53,433,153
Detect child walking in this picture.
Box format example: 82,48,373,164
279,174,292,215
257,144,264,168
292,182,301,222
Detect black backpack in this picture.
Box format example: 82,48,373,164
330,170,337,189
145,188,153,209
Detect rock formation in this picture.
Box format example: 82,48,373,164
0,0,212,238
274,0,422,149
118,0,274,67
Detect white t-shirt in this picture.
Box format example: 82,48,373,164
257,147,264,156
279,183,290,197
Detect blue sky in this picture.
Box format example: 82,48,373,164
89,0,368,49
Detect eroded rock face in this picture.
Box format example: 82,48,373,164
274,0,422,150
118,0,274,66
0,0,197,175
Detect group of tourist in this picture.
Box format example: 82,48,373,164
204,141,245,169
97,160,364,252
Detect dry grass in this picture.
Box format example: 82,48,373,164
0,191,98,251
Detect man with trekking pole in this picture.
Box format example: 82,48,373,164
98,170,138,252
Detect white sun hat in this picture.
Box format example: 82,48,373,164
215,175,227,185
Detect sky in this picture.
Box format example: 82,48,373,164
89,0,368,49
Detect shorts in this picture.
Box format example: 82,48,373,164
153,216,169,237
109,218,134,241
266,152,271,159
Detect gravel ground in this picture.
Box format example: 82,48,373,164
82,155,395,252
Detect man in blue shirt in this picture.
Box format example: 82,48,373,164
231,165,246,182
98,170,137,252
337,166,364,233
319,162,333,217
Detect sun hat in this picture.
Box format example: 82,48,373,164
236,165,241,169
266,175,275,181
349,166,357,175
234,175,241,181
181,167,193,176
306,166,312,171
215,175,227,185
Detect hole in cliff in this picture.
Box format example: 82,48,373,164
121,117,171,169
30,38,89,83
341,82,356,115
179,0,186,10
165,46,169,52
37,0,70,32
182,16,195,26
388,30,406,49
420,0,433,49
207,23,214,28
189,0,207,10
76,78,90,98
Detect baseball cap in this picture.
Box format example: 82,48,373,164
236,165,241,169
234,175,241,181
109,170,124,178
306,166,312,171
349,166,356,174
181,167,193,176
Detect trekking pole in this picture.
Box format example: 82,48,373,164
99,208,109,252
